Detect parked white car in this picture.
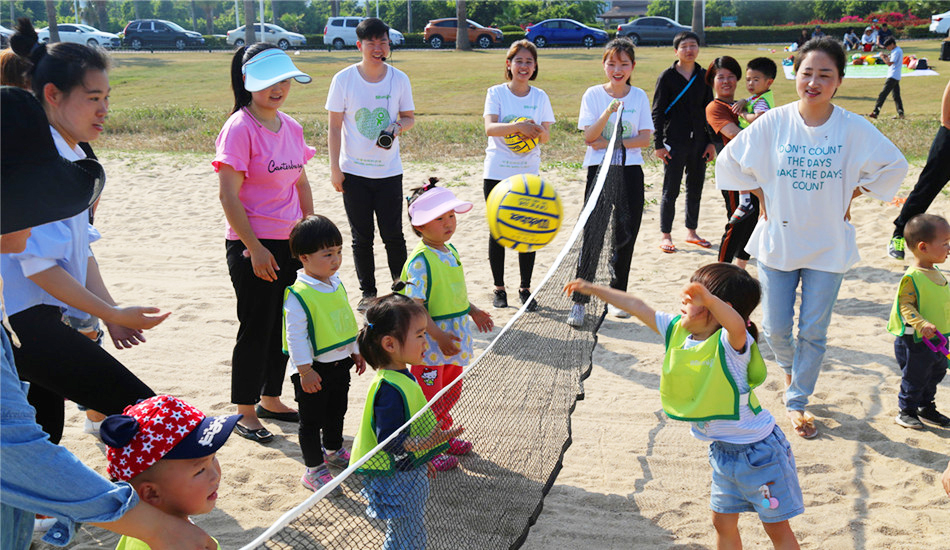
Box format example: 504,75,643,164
37,24,120,48
323,16,404,49
931,10,950,35
226,23,306,49
0,24,13,48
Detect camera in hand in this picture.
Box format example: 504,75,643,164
376,128,395,150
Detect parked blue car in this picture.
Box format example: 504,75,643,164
525,19,608,48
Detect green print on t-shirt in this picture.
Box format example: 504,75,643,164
355,107,391,140
776,143,845,192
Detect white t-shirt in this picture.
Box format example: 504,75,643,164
577,84,653,167
716,103,908,273
325,64,414,178
482,84,555,181
887,46,903,80
656,312,776,445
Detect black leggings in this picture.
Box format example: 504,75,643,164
718,190,758,263
574,164,645,304
483,178,536,289
8,305,155,444
292,357,353,468
226,239,301,405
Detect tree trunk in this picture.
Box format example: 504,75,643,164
244,0,256,45
93,0,108,31
133,1,141,20
271,0,279,24
407,0,412,33
331,0,339,18
455,0,470,51
203,5,214,35
44,0,59,42
190,1,197,31
691,0,704,46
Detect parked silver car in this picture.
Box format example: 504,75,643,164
617,16,691,46
226,23,306,49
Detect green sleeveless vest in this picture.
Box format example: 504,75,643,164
282,280,359,356
350,369,448,476
661,316,766,422
738,89,774,129
887,267,950,340
399,241,470,320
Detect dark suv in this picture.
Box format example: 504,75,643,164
122,19,205,50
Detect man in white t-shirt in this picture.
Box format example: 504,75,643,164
869,37,904,119
326,18,415,310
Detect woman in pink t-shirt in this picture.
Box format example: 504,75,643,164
213,43,315,443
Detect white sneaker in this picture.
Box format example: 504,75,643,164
567,304,585,327
607,305,630,318
84,418,103,441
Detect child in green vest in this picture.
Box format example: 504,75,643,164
400,179,494,470
886,213,950,429
565,262,803,549
350,294,463,550
283,215,366,493
727,57,777,226
101,395,243,550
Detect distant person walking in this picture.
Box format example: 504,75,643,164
652,31,715,254
887,78,950,259
868,37,904,119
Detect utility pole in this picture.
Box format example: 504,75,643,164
407,0,412,33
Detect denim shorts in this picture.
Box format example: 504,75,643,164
708,425,804,522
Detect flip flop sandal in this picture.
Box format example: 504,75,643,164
788,410,818,439
234,423,274,443
685,238,712,249
659,243,677,254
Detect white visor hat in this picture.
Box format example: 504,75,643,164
242,48,312,92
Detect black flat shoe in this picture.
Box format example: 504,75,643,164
234,423,274,443
255,405,299,422
492,289,508,308
519,289,537,312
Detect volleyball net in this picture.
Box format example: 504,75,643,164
242,115,630,550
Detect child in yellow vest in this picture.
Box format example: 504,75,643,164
400,179,494,471
350,294,463,550
101,395,243,550
887,213,950,429
283,215,366,493
566,263,803,549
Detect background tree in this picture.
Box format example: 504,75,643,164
244,0,255,44
44,0,58,41
456,0,470,50
690,0,703,44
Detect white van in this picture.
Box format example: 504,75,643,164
323,16,404,49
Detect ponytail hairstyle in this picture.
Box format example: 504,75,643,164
357,293,428,369
689,263,761,341
405,177,440,237
10,18,109,106
230,42,280,114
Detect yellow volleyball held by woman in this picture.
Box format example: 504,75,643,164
503,117,539,154
486,174,562,252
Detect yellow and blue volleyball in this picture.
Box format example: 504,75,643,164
503,117,539,155
486,174,562,253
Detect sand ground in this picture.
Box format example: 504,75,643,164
37,152,949,549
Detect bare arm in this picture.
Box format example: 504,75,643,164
328,110,344,192
564,279,658,333
622,129,653,150
90,501,215,550
718,122,741,141
681,283,747,351
218,163,278,282
583,99,620,144
395,109,414,134
942,78,950,129
295,169,314,218
484,114,544,140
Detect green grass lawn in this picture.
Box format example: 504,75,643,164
101,39,950,162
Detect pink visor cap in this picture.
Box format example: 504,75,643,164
408,187,473,226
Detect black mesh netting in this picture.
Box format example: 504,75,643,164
244,117,630,550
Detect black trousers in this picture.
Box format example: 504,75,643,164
483,178,536,289
718,191,758,263
873,77,904,116
895,334,947,412
659,140,707,233
892,126,950,238
226,239,300,405
341,173,407,296
574,164,644,304
292,357,353,468
8,305,155,444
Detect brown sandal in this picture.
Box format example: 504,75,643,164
787,410,818,439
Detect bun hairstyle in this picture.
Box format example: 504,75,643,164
406,177,440,237
690,262,761,341
10,18,109,106
357,293,427,369
230,42,280,114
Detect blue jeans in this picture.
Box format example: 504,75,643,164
758,264,844,411
362,468,429,550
